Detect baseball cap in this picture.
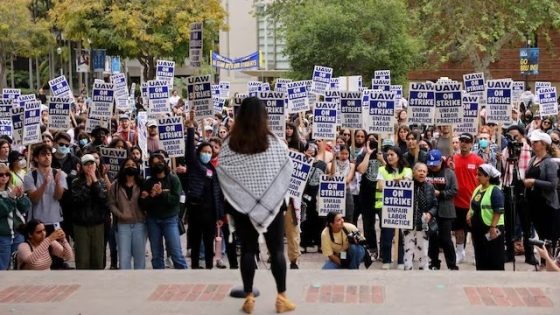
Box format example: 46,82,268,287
458,133,474,143
119,114,130,120
426,149,442,167
382,139,394,147
146,120,157,127
81,154,96,164
529,131,552,145
204,125,213,132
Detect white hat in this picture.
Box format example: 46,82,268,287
479,164,501,179
204,125,213,132
81,154,96,164
529,131,552,145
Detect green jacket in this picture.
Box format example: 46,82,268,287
0,193,31,237
140,173,182,219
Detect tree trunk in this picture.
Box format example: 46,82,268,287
10,56,15,88
0,53,6,91
29,58,34,91
35,56,40,89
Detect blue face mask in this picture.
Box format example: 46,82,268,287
80,138,89,146
58,146,70,155
199,152,212,164
479,139,489,149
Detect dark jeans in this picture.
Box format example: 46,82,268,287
228,205,286,294
428,217,456,268
380,228,404,264
359,182,378,251
503,185,534,260
300,201,322,248
104,218,118,268
221,223,238,268
351,194,361,226
471,215,505,271
187,205,216,269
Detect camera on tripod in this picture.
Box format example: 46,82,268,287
527,238,552,247
505,133,524,160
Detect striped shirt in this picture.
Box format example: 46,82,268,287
17,238,73,270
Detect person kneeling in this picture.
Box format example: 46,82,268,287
321,212,365,269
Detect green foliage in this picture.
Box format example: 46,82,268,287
267,0,421,84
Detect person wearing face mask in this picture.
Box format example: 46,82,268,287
139,151,188,269
83,126,109,153
472,129,498,167
108,158,146,269
8,151,27,188
184,110,224,269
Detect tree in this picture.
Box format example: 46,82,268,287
267,0,421,84
410,0,560,77
49,0,226,80
0,0,53,90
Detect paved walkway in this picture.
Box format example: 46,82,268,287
0,269,558,314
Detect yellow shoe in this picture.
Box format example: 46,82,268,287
276,293,296,313
241,293,255,314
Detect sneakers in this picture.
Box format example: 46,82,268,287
396,264,405,270
216,259,227,269
381,263,391,270
455,245,465,264
165,256,173,268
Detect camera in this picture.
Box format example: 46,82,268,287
505,133,523,160
347,231,367,246
527,238,551,247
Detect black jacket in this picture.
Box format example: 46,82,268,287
412,180,438,231
71,176,108,226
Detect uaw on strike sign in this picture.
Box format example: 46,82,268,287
381,180,414,230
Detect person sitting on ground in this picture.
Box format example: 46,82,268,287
321,211,365,270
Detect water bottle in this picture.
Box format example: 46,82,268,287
214,226,222,261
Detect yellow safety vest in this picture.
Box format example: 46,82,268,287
469,185,504,226
374,167,412,209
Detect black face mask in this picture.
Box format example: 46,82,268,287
420,147,428,153
124,167,139,176
151,163,165,173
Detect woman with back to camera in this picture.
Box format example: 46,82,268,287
217,97,295,313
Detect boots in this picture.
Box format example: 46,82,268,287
276,293,296,313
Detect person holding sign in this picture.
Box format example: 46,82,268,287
216,97,295,314
466,164,505,270
376,146,412,270
320,211,365,269
334,145,355,224
403,163,438,270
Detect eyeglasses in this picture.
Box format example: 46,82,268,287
58,143,69,147
543,121,551,125
0,173,9,177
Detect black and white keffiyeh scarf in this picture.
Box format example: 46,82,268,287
217,135,293,233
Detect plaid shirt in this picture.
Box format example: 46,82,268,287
500,141,532,187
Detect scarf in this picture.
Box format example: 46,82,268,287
335,159,350,177
217,135,293,233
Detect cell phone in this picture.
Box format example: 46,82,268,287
369,139,376,151
485,229,501,241
53,222,61,230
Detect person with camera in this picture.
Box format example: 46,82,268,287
535,243,560,272
500,125,537,265
321,211,365,269
467,164,505,270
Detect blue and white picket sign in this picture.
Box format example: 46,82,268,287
286,81,309,113
486,79,513,124
189,22,203,68
136,111,149,160
434,81,463,125
453,94,479,136
339,91,363,129
259,91,286,139
318,175,346,216
15,95,36,109
187,75,213,119
371,79,391,91
463,72,485,95
275,79,292,93
311,65,333,95
367,91,396,137
312,102,338,140
2,88,20,102
329,77,340,91
48,97,72,131
100,147,128,180
0,119,12,139
247,81,262,97
111,73,128,111
538,87,558,117
214,97,225,114
156,60,175,86
512,81,525,103
340,76,362,91
211,84,220,98
11,107,23,144
22,101,42,145
85,116,110,133
303,80,315,108
147,80,171,117
0,99,11,119
288,151,313,200
381,180,414,230
407,82,435,125
158,116,185,158
535,81,551,92
324,90,341,125
91,82,115,118
374,70,391,81
261,82,271,91
232,93,247,118
219,81,231,98
390,85,403,111
49,75,71,98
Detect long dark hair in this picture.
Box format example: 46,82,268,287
384,146,407,174
116,157,142,187
228,97,273,154
286,122,304,152
17,219,43,240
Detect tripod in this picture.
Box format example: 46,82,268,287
505,156,521,271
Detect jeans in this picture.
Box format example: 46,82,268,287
117,223,147,270
322,244,365,269
0,233,24,270
147,216,188,269
380,228,404,264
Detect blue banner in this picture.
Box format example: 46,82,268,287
212,51,260,70
92,49,106,72
520,48,539,75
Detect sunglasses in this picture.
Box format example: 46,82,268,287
543,121,551,125
0,173,9,177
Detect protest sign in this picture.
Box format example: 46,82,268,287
538,87,558,116
147,80,170,117
434,81,463,125
189,22,203,68
22,101,41,145
463,72,485,95
16,94,36,108
211,84,220,98
286,81,309,113
391,85,403,111
158,116,185,158
187,75,213,119
535,81,551,92
287,151,313,200
85,116,110,133
0,99,11,119
261,83,271,91
329,77,340,91
275,79,292,93
339,91,363,129
313,102,338,140
137,111,149,159
453,94,479,135
111,73,128,111
214,97,225,114
2,88,20,102
486,79,513,124
49,75,71,98
311,65,333,95
374,70,391,81
91,82,115,117
0,119,12,138
259,92,286,139
371,79,391,91
48,97,71,131
338,76,362,91
11,107,23,144
156,60,175,86
367,91,396,136
381,180,414,229
324,90,341,125
303,80,316,108
512,81,525,103
100,147,128,180
407,82,436,125
318,175,346,216
141,82,149,104
247,81,262,97
219,81,230,98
